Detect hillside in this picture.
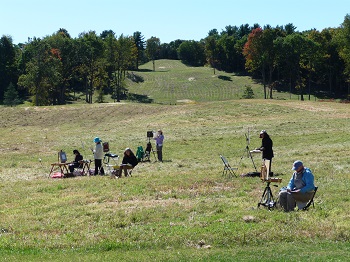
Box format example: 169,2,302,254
126,59,293,104
0,98,349,260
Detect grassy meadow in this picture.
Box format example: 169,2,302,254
1,60,350,261
126,59,298,103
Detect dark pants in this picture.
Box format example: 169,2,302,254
69,163,80,173
279,190,314,211
117,165,133,177
94,159,104,175
156,144,163,162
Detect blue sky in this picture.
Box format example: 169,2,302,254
1,0,348,44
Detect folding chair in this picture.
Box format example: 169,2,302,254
220,155,238,178
302,186,318,210
103,153,119,176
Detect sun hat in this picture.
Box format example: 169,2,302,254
292,160,303,170
93,137,101,143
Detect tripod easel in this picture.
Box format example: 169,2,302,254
144,137,157,162
258,160,282,210
239,133,257,172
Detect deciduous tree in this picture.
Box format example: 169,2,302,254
146,37,160,71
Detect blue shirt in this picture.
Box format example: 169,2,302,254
287,167,315,193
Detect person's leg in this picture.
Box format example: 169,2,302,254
95,159,104,175
123,166,133,177
157,145,163,161
117,166,122,178
123,166,128,177
279,191,296,212
279,191,288,211
100,163,105,175
94,160,99,175
286,193,296,211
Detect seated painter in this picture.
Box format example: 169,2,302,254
69,149,84,173
279,160,315,212
116,148,138,178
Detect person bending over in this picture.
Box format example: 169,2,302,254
117,148,138,178
279,160,315,212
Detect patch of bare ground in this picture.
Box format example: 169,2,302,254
176,99,195,104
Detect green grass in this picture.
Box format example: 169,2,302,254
126,60,302,103
0,62,349,260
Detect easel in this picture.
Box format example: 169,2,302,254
144,136,157,162
239,130,257,172
258,160,282,210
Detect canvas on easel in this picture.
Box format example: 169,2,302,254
59,150,67,163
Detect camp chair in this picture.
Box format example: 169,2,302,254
220,155,238,178
103,153,119,176
302,186,318,210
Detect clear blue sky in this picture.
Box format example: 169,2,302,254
1,0,348,44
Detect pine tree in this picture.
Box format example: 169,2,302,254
3,82,21,106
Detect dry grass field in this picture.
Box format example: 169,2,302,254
1,98,349,261
1,59,349,261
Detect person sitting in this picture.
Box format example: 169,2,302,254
279,160,315,212
69,150,84,173
116,148,138,178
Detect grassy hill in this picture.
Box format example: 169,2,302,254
126,60,296,104
0,75,349,260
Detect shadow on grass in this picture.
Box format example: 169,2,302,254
136,69,153,72
127,93,153,103
218,75,232,81
127,72,144,83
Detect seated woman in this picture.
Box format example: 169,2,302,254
279,160,315,212
116,148,138,178
69,149,84,173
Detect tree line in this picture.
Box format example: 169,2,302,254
1,14,349,106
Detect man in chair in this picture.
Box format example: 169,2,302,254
279,160,315,212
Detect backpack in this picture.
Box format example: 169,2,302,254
103,142,109,152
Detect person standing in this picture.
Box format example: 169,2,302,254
92,137,105,175
256,130,274,172
279,160,315,212
154,129,164,162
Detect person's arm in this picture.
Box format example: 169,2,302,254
287,175,295,191
300,169,315,193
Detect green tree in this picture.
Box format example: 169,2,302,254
104,34,137,102
3,82,21,106
0,35,18,102
336,14,350,88
45,28,75,104
76,31,104,103
243,28,268,98
18,38,62,105
247,27,283,99
146,37,160,71
133,31,145,70
114,35,137,102
178,40,205,66
205,35,219,74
